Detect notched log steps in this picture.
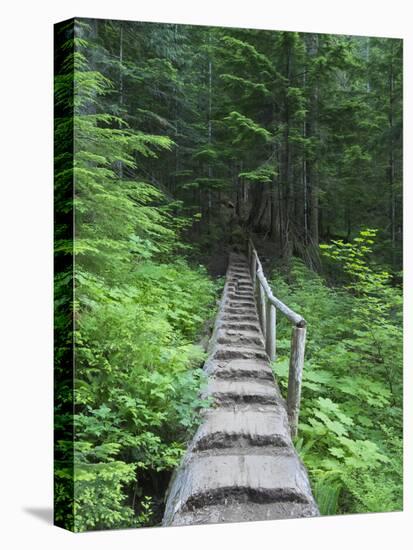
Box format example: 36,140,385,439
163,253,319,526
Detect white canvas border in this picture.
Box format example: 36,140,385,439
0,1,411,548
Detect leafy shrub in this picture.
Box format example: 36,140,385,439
54,261,217,532
270,230,402,516
55,24,218,531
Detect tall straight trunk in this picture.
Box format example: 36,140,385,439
388,42,396,257
207,51,213,222
281,36,294,258
302,47,309,244
303,136,308,243
248,178,266,230
270,137,278,239
270,188,276,238
277,146,284,250
174,24,179,196
306,33,319,247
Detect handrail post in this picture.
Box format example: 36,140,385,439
255,277,261,322
259,282,266,338
265,302,276,361
249,237,307,437
287,325,307,438
251,251,257,286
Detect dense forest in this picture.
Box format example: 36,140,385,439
54,18,403,531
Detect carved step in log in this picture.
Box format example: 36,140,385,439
205,359,274,381
213,346,269,361
163,453,318,525
203,378,282,406
192,407,293,451
163,252,318,526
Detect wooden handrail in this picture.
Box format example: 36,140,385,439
256,269,306,327
247,238,306,437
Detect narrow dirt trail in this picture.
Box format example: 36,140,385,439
163,252,318,526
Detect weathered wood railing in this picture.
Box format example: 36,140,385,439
247,239,307,437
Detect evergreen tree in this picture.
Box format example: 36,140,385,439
54,18,403,530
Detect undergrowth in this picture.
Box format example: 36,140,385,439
270,230,403,515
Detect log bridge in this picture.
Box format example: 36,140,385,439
163,241,319,526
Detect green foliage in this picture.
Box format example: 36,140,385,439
224,111,273,145
220,73,271,98
54,22,218,532
220,35,274,74
270,230,402,516
63,258,217,532
239,164,278,184
55,18,403,530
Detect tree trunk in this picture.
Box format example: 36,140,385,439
207,34,213,224
388,42,396,261
281,35,294,258
306,34,319,248
302,51,309,244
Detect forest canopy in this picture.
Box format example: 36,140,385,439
54,18,402,531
